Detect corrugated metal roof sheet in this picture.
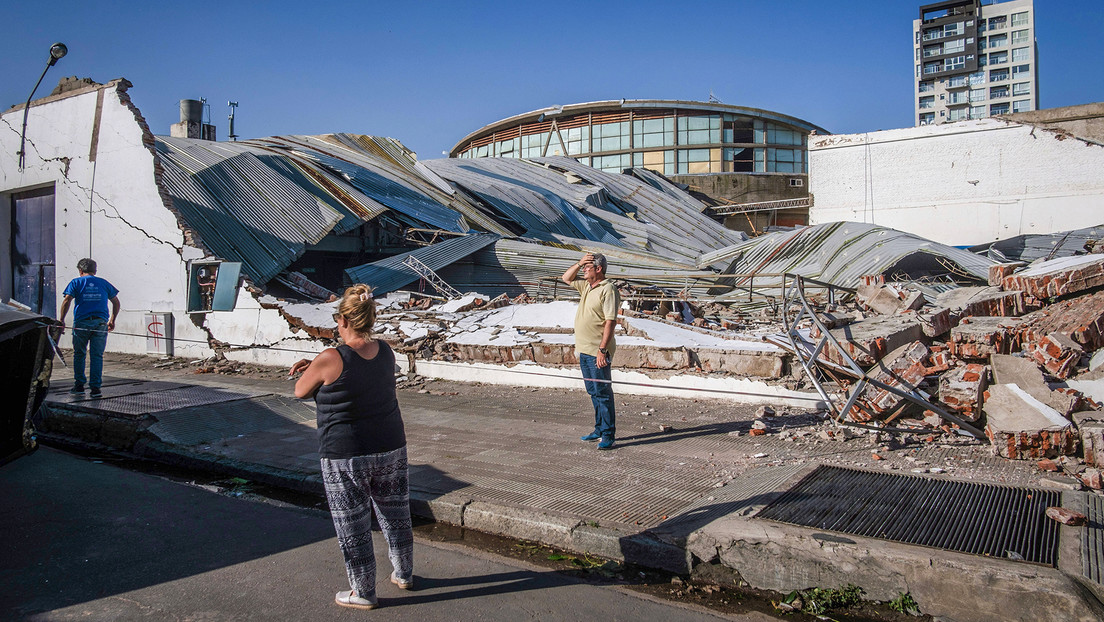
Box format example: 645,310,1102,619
700,222,996,293
969,224,1104,263
344,233,502,295
425,157,745,264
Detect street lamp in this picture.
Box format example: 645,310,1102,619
17,42,68,171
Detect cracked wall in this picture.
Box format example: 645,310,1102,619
0,79,301,366
808,117,1104,247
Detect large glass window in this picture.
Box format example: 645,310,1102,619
1011,47,1029,62
766,148,803,173
947,91,969,105
969,105,986,119
495,137,519,157
923,43,943,57
1012,29,1030,44
918,81,935,93
1011,11,1029,27
990,85,1009,99
919,112,935,125
989,68,1009,82
988,15,1006,30
766,124,803,146
632,118,673,149
923,61,941,75
593,121,630,153
968,70,986,85
990,102,1010,115
521,132,546,158
677,115,720,146
565,126,589,155
988,50,1008,64
1012,63,1031,78
919,96,935,109
591,153,631,172
1012,99,1031,113
948,108,968,121
1012,82,1030,96
969,88,986,102
987,33,1007,48
945,55,966,70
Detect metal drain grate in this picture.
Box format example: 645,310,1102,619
755,465,1061,566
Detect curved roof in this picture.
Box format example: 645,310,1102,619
450,99,830,156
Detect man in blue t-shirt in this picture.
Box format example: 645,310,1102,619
58,258,121,398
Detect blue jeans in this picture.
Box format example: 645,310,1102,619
72,317,109,389
579,354,615,439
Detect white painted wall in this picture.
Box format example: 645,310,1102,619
0,81,306,368
808,119,1104,246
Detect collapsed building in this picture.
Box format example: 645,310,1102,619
3,78,1103,472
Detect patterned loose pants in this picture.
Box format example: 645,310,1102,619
321,446,413,599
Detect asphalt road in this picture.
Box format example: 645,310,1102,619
0,447,765,621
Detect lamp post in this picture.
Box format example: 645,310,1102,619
17,42,68,171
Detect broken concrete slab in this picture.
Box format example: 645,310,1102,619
692,348,786,378
948,316,1023,360
935,286,1024,319
916,306,953,338
1001,254,1104,300
983,384,1078,459
938,363,988,423
858,281,926,316
989,261,1027,287
824,315,925,367
991,354,1086,416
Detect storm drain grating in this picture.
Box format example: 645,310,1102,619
1085,494,1104,585
755,465,1061,566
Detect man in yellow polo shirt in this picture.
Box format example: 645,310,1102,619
561,252,620,450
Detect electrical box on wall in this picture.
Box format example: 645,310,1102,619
186,261,242,313
144,312,173,356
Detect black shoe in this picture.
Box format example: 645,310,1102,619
90,388,102,398
69,384,85,395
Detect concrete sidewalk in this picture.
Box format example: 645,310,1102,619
37,353,1104,622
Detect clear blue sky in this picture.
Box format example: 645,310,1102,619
4,0,1101,159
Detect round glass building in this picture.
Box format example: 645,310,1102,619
450,99,827,177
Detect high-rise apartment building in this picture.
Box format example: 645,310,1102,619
913,0,1038,125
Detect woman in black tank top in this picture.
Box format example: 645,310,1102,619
290,284,413,610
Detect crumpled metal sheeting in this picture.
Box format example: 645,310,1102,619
282,144,469,234
629,167,695,205
344,233,502,296
532,156,746,250
440,237,723,299
268,135,511,236
425,158,620,245
157,138,351,245
427,157,738,264
156,158,299,285
699,222,996,288
969,224,1104,263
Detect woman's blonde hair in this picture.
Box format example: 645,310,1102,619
336,284,376,336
